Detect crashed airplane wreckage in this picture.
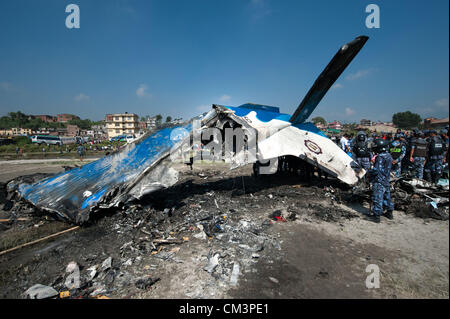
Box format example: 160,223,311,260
10,35,369,224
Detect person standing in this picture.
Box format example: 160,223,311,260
409,131,428,179
77,144,85,162
352,131,372,171
368,139,394,223
340,134,349,152
424,130,447,184
389,133,406,177
440,129,449,165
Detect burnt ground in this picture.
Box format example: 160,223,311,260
0,160,448,299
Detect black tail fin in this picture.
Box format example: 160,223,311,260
290,35,369,124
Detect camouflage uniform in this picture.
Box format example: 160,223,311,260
424,135,446,183
389,140,406,178
356,157,371,171
369,152,394,216
352,132,372,171
410,136,428,179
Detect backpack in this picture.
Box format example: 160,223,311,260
353,141,370,157
429,136,445,156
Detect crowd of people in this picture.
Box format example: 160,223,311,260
334,126,449,223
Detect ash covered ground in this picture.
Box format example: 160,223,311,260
0,161,448,299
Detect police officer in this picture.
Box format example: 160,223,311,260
368,139,394,223
409,131,428,179
389,133,406,177
402,131,413,174
424,130,447,183
352,131,372,171
441,129,449,164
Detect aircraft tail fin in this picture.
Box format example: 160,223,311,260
290,35,369,124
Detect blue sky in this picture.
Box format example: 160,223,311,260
0,0,448,122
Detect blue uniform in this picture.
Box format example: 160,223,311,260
352,138,372,171
389,141,406,177
424,136,446,183
412,157,426,179
425,155,444,183
369,152,394,216
356,157,371,171
410,137,428,179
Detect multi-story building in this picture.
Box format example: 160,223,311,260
424,117,449,130
138,121,148,133
10,127,33,136
105,112,140,138
57,114,80,123
146,116,158,130
328,121,342,130
0,129,14,137
66,124,80,137
360,119,372,126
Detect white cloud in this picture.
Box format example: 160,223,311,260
345,107,355,116
219,94,231,102
346,69,371,81
435,98,449,108
0,81,12,91
74,93,90,101
196,105,211,112
331,83,344,90
249,0,272,20
136,84,151,98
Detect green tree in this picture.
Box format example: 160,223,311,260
166,116,172,123
312,116,327,126
155,114,162,127
68,118,93,130
392,111,421,129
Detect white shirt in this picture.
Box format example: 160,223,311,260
340,136,349,151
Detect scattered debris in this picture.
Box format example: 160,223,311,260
25,284,58,299
203,253,220,273
229,263,240,286
135,277,160,290
101,257,112,272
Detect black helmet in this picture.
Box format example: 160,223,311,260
373,139,389,153
357,131,366,142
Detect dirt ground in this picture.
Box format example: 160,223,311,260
0,159,448,299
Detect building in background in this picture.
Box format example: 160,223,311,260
66,124,80,137
146,116,158,130
328,121,342,130
0,129,14,137
11,128,33,136
360,119,372,126
105,112,139,138
91,124,108,140
138,121,147,133
57,114,80,123
424,117,449,130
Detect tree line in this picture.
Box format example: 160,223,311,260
311,110,423,129
0,111,103,130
